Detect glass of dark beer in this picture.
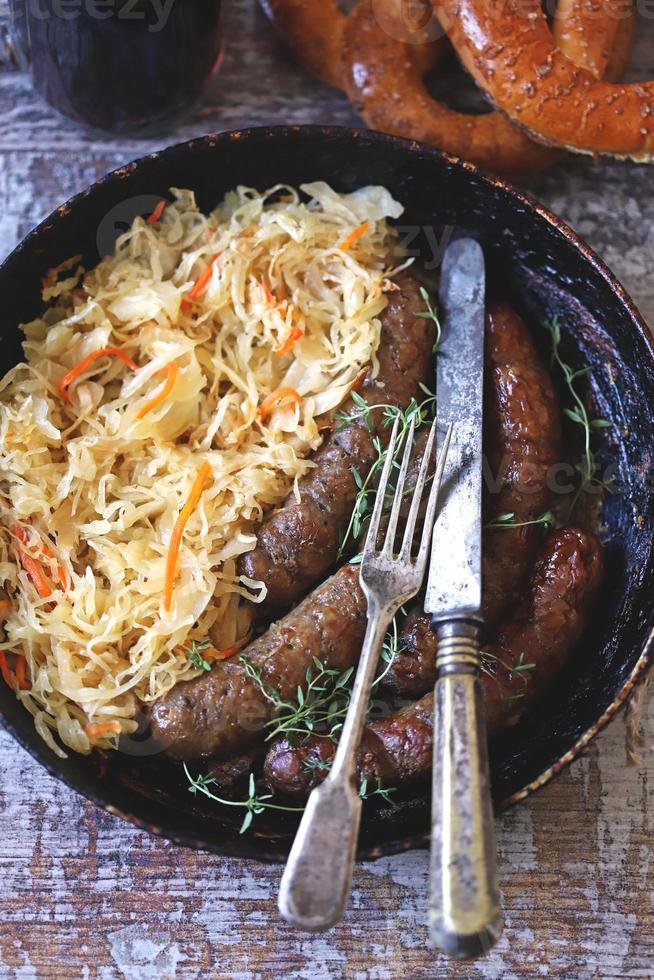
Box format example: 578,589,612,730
7,0,224,135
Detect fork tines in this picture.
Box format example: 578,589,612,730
364,416,453,570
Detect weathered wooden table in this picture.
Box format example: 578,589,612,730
0,3,652,977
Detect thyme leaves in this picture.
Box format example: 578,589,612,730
184,639,212,672
485,511,555,530
415,286,442,355
185,766,303,834
335,392,436,559
543,317,613,512
481,649,535,705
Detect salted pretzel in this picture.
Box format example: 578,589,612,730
553,0,634,80
262,0,634,173
259,0,444,89
602,5,636,82
340,0,634,174
340,0,560,175
435,0,649,160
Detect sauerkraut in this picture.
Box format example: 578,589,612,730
0,181,406,756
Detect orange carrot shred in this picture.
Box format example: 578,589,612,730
85,721,122,738
338,221,369,251
39,538,67,588
60,347,139,403
212,643,243,661
135,361,179,420
18,549,53,598
0,599,11,610
273,309,304,356
258,387,302,422
15,655,30,691
181,252,221,308
260,276,289,307
0,652,13,688
13,524,66,594
12,524,27,544
261,277,276,306
148,200,166,223
350,367,369,393
164,462,212,612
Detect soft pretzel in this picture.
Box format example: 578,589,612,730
604,8,636,82
340,0,633,174
341,0,561,175
260,0,444,89
261,0,635,170
553,0,634,80
435,0,650,160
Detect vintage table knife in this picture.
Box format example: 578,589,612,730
425,237,503,958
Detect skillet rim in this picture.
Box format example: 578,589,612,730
0,124,652,863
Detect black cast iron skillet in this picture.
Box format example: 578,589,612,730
1,126,653,862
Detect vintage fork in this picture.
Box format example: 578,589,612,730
278,415,454,931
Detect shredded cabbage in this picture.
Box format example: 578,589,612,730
0,182,405,756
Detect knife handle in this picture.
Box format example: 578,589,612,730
428,619,502,959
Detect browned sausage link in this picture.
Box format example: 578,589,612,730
237,272,433,617
482,525,603,731
263,527,603,797
482,300,561,624
149,565,367,761
383,300,561,697
384,605,438,698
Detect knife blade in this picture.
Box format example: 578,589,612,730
425,236,485,623
424,236,502,959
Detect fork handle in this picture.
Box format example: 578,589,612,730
278,607,390,930
428,619,502,958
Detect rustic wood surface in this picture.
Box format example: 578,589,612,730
0,2,653,977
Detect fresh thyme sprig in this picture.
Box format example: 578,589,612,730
185,766,303,834
302,757,397,804
185,620,404,833
185,639,212,672
303,755,333,774
485,510,555,530
481,650,535,704
240,616,404,745
335,391,436,558
240,654,354,743
358,778,397,805
301,755,396,803
416,286,442,354
543,317,613,513
185,763,396,836
379,615,404,683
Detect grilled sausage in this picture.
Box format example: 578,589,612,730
482,525,603,731
149,564,367,761
263,526,603,797
383,300,561,697
481,299,561,623
153,300,559,761
237,272,433,617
